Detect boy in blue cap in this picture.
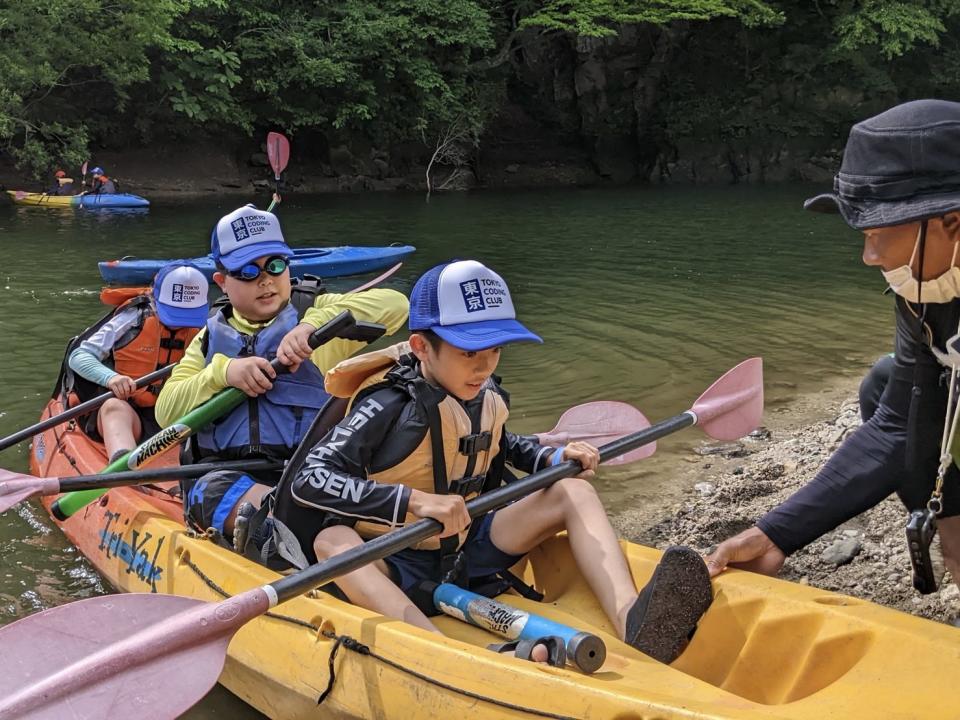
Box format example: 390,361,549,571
68,261,209,461
272,259,713,664
156,204,408,542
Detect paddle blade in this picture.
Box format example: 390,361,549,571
691,357,763,441
266,131,290,180
0,589,269,720
0,470,60,513
536,401,655,466
80,161,88,176
347,262,403,294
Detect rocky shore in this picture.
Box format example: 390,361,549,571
615,379,959,625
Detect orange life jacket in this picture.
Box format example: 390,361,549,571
109,295,199,407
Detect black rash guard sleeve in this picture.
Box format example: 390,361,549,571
503,431,558,476
290,388,414,528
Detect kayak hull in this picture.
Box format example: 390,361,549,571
6,190,150,208
98,245,416,284
29,396,960,719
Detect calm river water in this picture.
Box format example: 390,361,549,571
0,185,891,716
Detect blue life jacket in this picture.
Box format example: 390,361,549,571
197,303,330,460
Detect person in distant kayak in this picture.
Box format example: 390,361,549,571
155,204,408,544
47,169,74,196
269,260,714,665
706,99,960,597
67,262,209,462
88,167,117,194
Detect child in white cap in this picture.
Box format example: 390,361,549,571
68,262,210,461
272,260,713,665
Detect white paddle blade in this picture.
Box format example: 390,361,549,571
691,357,763,441
536,401,655,466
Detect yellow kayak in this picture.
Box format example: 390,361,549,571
30,396,960,719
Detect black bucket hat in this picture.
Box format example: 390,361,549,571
804,99,960,230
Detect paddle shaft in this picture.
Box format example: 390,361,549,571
0,366,173,452
269,410,696,604
54,459,279,493
51,312,368,519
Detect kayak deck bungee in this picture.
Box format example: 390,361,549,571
6,190,150,208
98,245,416,285
29,395,960,719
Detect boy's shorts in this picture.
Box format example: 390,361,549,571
383,511,525,613
181,466,281,536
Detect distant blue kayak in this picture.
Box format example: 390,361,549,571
99,245,416,285
6,191,149,208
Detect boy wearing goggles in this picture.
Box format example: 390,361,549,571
155,204,409,541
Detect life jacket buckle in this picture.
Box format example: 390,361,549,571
458,431,492,456
449,475,485,497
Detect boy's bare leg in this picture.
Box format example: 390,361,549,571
97,398,141,460
489,477,638,637
314,525,439,632
314,526,551,662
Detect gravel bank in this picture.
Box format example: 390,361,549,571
614,379,959,624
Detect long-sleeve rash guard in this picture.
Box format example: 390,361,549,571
283,373,558,530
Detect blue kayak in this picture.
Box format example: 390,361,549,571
6,191,149,208
98,245,416,284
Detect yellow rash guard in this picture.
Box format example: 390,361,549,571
155,289,409,427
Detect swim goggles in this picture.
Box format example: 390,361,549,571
226,255,289,281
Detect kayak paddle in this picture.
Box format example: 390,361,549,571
536,400,654,466
80,160,88,190
0,399,646,514
0,358,762,720
0,459,280,514
0,366,174,453
49,311,385,520
265,131,290,212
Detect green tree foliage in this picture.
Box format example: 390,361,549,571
0,0,182,176
3,0,960,176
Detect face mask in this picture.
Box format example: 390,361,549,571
882,225,960,303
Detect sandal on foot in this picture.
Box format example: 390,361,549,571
625,545,713,664
488,636,567,667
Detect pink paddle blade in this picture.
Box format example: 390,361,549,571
691,357,763,441
0,470,60,513
0,590,269,720
536,401,655,466
266,131,290,179
80,161,88,176
347,262,403,294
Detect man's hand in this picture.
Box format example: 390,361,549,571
276,322,316,373
408,489,471,538
704,526,786,578
562,441,600,479
106,374,136,400
225,357,276,397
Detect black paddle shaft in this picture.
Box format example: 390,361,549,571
0,366,174,453
270,410,697,604
268,311,386,379
57,459,280,492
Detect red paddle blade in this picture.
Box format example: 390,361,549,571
0,590,269,720
0,470,60,513
536,401,654,466
266,131,290,180
691,357,763,441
